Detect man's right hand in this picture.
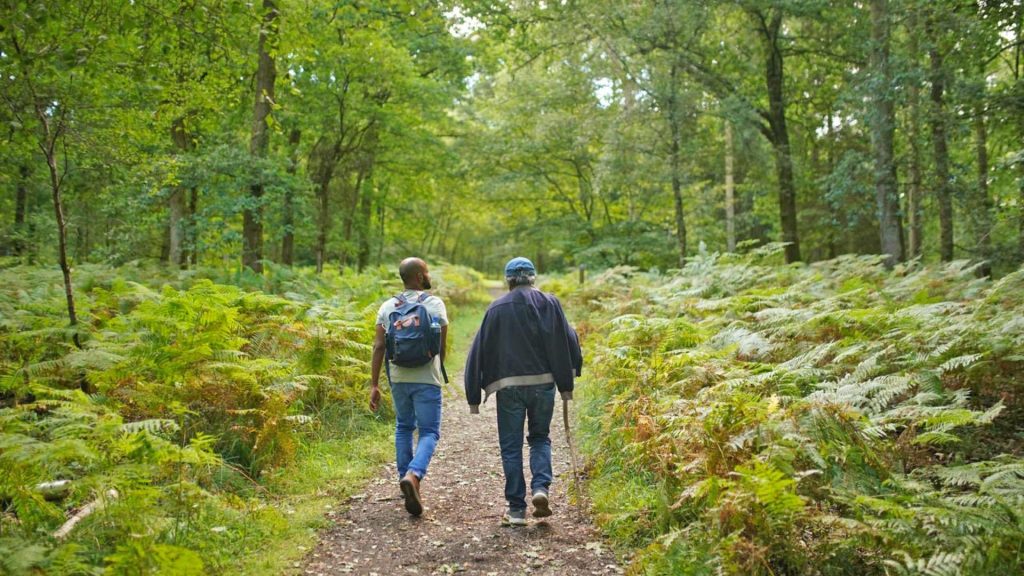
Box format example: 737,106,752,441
369,384,381,412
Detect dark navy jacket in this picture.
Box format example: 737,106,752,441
464,286,582,406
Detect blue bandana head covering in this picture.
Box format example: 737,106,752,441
504,256,536,277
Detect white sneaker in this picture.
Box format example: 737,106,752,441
531,491,552,518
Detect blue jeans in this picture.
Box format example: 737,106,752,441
391,383,442,480
496,383,555,512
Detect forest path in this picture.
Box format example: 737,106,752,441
301,295,621,576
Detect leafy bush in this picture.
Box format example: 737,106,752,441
565,251,1024,575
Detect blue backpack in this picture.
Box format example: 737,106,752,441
385,293,448,382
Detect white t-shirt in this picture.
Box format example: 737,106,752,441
376,290,449,386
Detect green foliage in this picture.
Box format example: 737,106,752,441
0,262,485,574
566,254,1024,575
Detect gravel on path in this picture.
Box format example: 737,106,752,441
302,374,622,576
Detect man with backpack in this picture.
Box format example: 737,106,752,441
464,257,582,526
370,257,448,516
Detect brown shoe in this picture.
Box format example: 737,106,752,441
532,491,552,518
399,472,423,516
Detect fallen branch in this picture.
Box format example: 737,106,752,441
53,489,118,540
36,479,72,501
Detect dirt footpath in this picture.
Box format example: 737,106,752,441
301,375,622,576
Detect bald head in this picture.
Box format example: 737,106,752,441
399,257,431,290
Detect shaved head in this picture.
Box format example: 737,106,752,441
399,257,430,289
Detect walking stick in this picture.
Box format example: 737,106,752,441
562,397,583,518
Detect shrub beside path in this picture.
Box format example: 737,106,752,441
301,369,622,576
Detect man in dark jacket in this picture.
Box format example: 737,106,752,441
465,257,582,526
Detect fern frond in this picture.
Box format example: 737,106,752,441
120,419,179,435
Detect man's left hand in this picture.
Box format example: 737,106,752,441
369,384,381,412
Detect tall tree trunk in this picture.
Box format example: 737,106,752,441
356,178,374,271
668,60,687,266
759,9,801,263
34,107,80,348
906,9,925,259
906,111,924,258
422,220,438,256
725,121,736,252
169,117,190,269
1015,113,1024,264
1018,9,1024,265
313,138,341,274
168,6,192,270
376,196,386,266
356,149,377,272
281,127,300,266
46,152,78,347
184,186,198,267
316,177,330,274
160,221,171,262
244,0,278,273
927,17,954,262
824,110,841,259
972,94,992,276
449,229,462,263
1019,109,1024,265
810,120,823,258
13,163,29,255
340,167,364,268
869,0,904,267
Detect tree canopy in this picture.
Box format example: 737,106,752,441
2,0,1022,279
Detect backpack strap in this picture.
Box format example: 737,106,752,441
385,295,405,384
394,292,430,306
417,292,448,383
419,292,447,382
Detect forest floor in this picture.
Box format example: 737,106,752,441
300,295,622,576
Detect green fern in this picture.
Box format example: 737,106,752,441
565,256,1024,575
0,262,485,574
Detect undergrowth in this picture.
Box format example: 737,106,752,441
549,246,1024,576
0,261,486,575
